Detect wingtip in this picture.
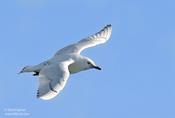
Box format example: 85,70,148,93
107,24,112,27
103,24,112,30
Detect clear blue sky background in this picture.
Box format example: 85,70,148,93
0,0,175,118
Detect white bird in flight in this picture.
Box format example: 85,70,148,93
19,24,112,100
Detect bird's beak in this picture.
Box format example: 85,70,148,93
18,70,23,74
93,66,102,70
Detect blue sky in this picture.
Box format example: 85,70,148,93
0,0,175,118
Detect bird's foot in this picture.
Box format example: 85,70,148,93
33,72,39,76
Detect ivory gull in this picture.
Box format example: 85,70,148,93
19,24,112,100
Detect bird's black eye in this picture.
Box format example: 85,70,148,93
87,61,91,65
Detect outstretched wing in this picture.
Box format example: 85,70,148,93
54,24,112,56
37,59,74,100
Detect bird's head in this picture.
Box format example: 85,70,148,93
82,57,101,70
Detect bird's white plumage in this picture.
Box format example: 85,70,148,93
39,25,112,100
37,59,74,100
54,24,112,56
20,25,112,100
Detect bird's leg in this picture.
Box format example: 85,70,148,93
33,72,39,76
49,83,57,93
